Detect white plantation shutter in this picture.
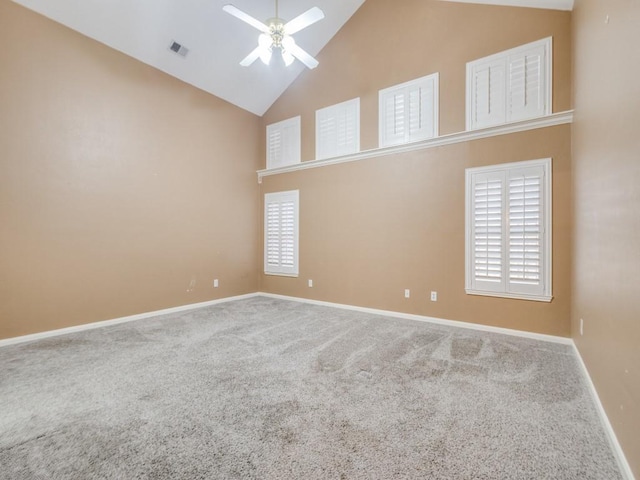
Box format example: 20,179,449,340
316,98,360,160
264,190,299,276
267,128,282,166
266,117,300,169
471,173,505,292
466,159,551,301
468,59,506,129
379,73,439,147
408,79,436,140
382,92,406,146
317,114,336,159
467,38,551,130
507,44,547,122
507,165,545,296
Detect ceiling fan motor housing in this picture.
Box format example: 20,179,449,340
266,18,285,48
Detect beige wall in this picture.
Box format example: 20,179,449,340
0,1,261,339
263,0,572,161
260,0,573,337
572,0,640,475
261,125,572,336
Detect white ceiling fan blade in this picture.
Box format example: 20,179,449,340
240,34,273,67
286,41,319,69
223,4,270,33
240,46,261,66
284,7,325,35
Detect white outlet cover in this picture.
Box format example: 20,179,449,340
431,291,438,302
308,279,313,288
213,279,219,288
404,289,410,298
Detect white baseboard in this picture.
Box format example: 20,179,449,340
0,293,259,348
0,291,571,349
572,344,635,480
258,292,573,345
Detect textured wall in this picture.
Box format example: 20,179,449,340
572,0,640,475
0,1,261,339
259,0,573,336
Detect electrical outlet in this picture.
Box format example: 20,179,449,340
430,291,438,302
308,279,313,288
404,289,410,298
580,318,583,336
213,279,219,288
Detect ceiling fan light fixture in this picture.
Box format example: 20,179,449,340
260,49,273,65
281,35,294,49
282,50,295,66
223,2,324,69
281,35,296,66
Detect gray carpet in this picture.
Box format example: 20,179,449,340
0,297,623,479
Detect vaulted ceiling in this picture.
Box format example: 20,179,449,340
11,0,574,116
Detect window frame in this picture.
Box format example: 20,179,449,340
465,158,552,302
378,73,439,148
264,190,299,277
466,37,552,131
315,97,360,160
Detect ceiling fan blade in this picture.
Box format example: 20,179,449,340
223,4,270,33
240,46,262,66
286,41,319,69
284,7,325,35
240,34,273,67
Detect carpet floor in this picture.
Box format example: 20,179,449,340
0,296,623,479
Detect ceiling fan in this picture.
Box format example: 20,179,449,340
223,1,325,69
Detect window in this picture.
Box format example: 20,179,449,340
266,116,301,169
316,98,360,160
264,190,299,277
465,158,552,302
466,37,552,130
379,73,439,147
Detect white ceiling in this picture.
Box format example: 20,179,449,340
11,0,573,117
12,0,366,116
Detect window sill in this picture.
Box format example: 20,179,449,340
264,272,299,278
465,289,553,303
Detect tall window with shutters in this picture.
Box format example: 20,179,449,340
264,190,299,277
466,37,552,131
316,98,360,160
266,116,301,170
379,73,439,147
465,158,552,302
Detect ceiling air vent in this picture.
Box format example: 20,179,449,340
169,40,189,58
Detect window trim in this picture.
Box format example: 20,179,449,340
466,37,553,131
465,158,552,303
264,190,299,277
